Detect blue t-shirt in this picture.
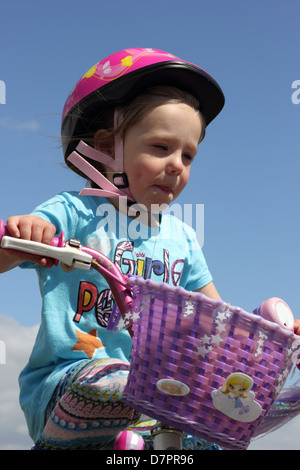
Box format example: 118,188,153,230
18,192,212,441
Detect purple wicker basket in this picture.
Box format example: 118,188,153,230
122,276,299,450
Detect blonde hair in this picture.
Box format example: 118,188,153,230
116,86,206,143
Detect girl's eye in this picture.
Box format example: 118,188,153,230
183,153,193,161
154,144,168,151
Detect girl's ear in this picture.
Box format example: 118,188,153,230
94,129,115,157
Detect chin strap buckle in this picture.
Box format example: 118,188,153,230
113,172,129,189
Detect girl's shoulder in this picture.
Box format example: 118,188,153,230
160,210,197,237
32,192,110,239
36,191,108,214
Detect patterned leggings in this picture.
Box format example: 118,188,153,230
33,358,220,450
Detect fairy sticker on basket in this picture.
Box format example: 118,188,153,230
211,373,262,422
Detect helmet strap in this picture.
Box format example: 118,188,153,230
67,110,134,202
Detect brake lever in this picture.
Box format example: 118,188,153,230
0,236,93,271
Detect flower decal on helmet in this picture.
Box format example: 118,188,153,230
121,55,133,67
83,65,97,79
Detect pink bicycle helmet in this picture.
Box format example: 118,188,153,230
61,47,225,200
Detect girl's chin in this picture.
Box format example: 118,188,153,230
142,188,175,208
137,198,174,212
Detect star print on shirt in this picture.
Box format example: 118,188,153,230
72,329,103,359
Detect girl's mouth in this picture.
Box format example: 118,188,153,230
154,185,173,195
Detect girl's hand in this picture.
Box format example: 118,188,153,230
294,319,300,336
0,215,57,273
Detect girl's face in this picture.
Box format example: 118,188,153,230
123,102,203,210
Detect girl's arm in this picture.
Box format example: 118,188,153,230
0,215,56,273
294,319,300,335
195,281,222,300
196,282,300,336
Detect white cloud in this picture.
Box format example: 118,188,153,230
0,314,38,450
0,117,39,131
249,415,300,450
0,313,300,450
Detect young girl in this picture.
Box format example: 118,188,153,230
0,48,226,450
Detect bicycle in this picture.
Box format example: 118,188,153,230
1,219,300,450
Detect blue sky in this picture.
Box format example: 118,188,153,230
0,0,300,449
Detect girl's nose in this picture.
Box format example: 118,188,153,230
166,152,184,175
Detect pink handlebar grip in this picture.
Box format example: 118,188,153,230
50,232,65,266
254,297,295,331
0,219,133,336
50,232,65,248
0,219,9,239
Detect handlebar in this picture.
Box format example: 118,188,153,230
0,219,296,333
0,220,134,336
